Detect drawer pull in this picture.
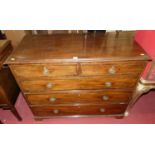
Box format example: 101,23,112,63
105,82,112,87
108,66,116,74
100,108,105,113
53,109,59,114
43,67,49,76
49,97,56,102
120,102,126,104
102,95,109,101
10,57,15,61
46,82,53,88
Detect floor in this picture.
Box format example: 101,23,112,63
0,91,155,124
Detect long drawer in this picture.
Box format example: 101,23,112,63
30,104,127,117
26,90,132,106
20,75,138,92
10,61,146,79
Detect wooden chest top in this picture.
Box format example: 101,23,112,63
6,32,150,64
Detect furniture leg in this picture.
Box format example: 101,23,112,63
125,78,155,115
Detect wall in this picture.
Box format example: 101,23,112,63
135,30,155,59
135,30,155,79
4,30,26,47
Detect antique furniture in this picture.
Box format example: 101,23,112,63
6,32,150,120
0,40,21,120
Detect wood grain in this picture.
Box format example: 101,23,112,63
11,64,77,79
0,67,19,105
10,61,146,80
6,32,150,119
26,90,132,105
30,104,127,117
0,40,21,120
21,75,138,92
81,61,146,76
6,32,151,64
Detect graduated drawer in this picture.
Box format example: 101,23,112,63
21,75,138,92
10,64,77,79
30,104,127,117
26,90,132,106
81,61,146,76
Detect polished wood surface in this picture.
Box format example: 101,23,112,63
10,61,146,80
10,64,77,79
0,67,19,105
26,90,132,106
0,40,21,120
6,32,150,64
30,104,127,117
81,61,146,76
20,75,139,93
6,32,150,119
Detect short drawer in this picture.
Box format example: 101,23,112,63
30,104,127,117
26,90,132,106
10,64,77,79
21,75,138,92
10,61,146,80
81,61,146,76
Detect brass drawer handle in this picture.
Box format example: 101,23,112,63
43,66,49,76
120,102,126,104
46,82,53,88
108,66,116,74
100,108,105,113
49,97,56,102
10,57,15,61
102,95,109,101
105,82,112,87
53,109,59,114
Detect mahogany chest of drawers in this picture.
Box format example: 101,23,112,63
6,32,150,120
0,40,21,121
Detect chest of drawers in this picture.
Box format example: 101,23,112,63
6,32,150,119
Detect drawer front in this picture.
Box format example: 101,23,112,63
10,61,146,80
10,64,77,79
21,75,138,92
30,104,127,117
26,90,132,105
81,61,146,76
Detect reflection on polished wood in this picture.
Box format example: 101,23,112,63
6,32,150,64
